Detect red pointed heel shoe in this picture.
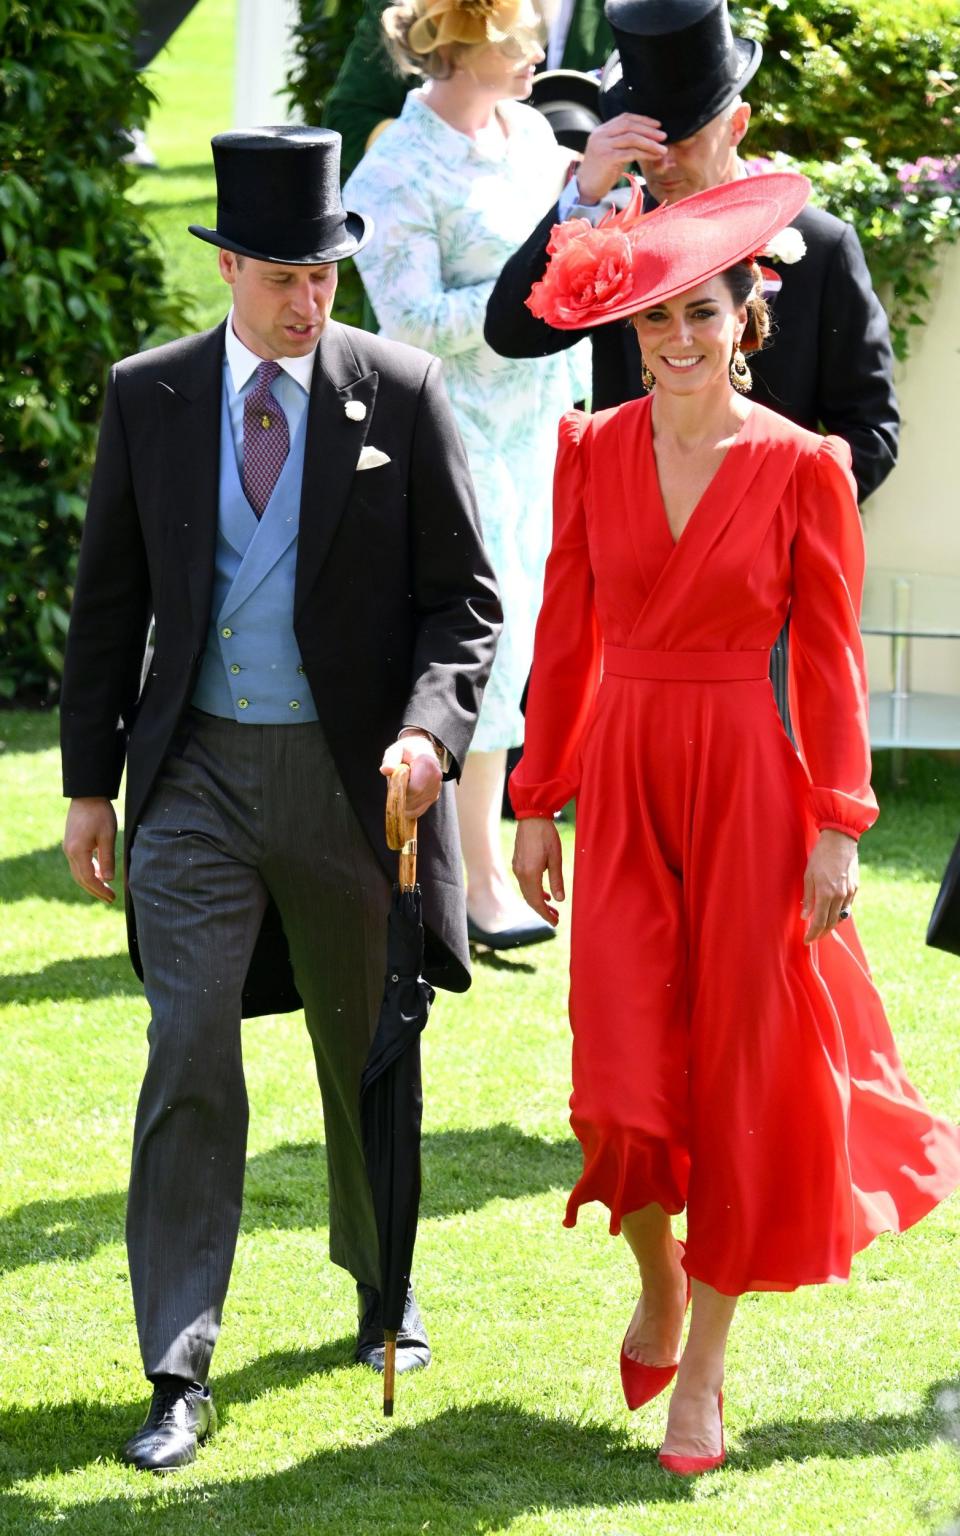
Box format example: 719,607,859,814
657,1391,725,1476
619,1242,692,1411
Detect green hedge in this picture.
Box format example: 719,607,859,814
288,0,363,117
0,0,190,700
738,0,959,165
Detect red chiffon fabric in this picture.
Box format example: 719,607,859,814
510,398,960,1296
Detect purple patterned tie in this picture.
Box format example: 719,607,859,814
243,360,290,518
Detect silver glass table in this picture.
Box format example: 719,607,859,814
861,569,960,762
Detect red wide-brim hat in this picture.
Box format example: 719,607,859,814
526,172,811,329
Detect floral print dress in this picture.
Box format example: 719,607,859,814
344,90,590,752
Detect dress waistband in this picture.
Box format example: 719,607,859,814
602,647,770,682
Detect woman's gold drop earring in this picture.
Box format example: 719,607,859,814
641,359,656,391
730,345,752,394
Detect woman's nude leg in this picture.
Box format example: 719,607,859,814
660,1281,737,1456
457,748,532,931
620,1204,689,1366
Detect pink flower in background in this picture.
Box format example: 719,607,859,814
743,157,777,176
896,155,960,190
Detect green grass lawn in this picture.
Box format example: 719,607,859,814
6,6,960,1532
2,710,960,1536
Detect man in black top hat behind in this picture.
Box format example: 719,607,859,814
484,0,900,504
59,126,501,1471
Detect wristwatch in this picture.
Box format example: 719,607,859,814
398,727,450,772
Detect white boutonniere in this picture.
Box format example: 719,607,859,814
344,399,367,422
762,227,807,264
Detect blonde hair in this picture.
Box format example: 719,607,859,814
382,0,533,79
383,0,458,79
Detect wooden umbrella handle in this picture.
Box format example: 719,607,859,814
385,762,417,891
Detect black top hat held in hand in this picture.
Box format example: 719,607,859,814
529,70,602,153
600,0,762,142
189,126,372,264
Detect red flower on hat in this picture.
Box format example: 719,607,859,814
528,223,634,325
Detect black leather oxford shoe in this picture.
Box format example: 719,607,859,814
355,1281,431,1374
121,1379,217,1472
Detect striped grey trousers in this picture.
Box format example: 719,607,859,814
127,708,390,1382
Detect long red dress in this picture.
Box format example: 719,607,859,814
510,397,960,1296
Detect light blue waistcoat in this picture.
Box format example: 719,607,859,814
192,378,318,723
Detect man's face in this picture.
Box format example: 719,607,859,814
637,101,750,205
219,251,338,357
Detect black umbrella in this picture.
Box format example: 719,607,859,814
360,763,435,1415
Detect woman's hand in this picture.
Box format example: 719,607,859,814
512,817,565,926
802,828,859,945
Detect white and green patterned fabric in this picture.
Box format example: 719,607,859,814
345,91,590,752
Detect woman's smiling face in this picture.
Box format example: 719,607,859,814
632,279,747,395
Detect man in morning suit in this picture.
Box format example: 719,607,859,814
484,0,900,503
60,127,501,1472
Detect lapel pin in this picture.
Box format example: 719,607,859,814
344,400,367,422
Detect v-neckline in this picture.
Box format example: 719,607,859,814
648,402,757,549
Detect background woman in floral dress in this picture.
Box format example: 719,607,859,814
345,0,589,948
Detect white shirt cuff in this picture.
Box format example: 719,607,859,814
558,177,617,227
398,727,450,773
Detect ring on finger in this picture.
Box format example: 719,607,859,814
838,906,852,921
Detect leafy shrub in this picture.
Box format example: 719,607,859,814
734,1,960,357
736,0,959,165
0,478,81,699
0,0,190,701
748,148,960,359
288,0,365,116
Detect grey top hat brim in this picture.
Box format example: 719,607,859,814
188,209,373,265
600,34,760,139
529,68,602,112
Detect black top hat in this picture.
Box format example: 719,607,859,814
529,70,602,153
599,0,761,143
189,126,372,264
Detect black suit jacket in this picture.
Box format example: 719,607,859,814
60,319,502,1010
484,197,899,501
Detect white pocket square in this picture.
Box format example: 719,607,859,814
356,445,391,471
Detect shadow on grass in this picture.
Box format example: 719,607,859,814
470,946,538,975
0,1128,577,1277
0,952,138,1006
2,1381,957,1532
0,840,129,908
0,1341,352,1489
0,709,58,754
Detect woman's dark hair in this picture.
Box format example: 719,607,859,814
718,260,770,354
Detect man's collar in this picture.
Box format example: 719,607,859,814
224,308,317,394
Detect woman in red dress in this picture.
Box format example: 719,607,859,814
510,175,960,1474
